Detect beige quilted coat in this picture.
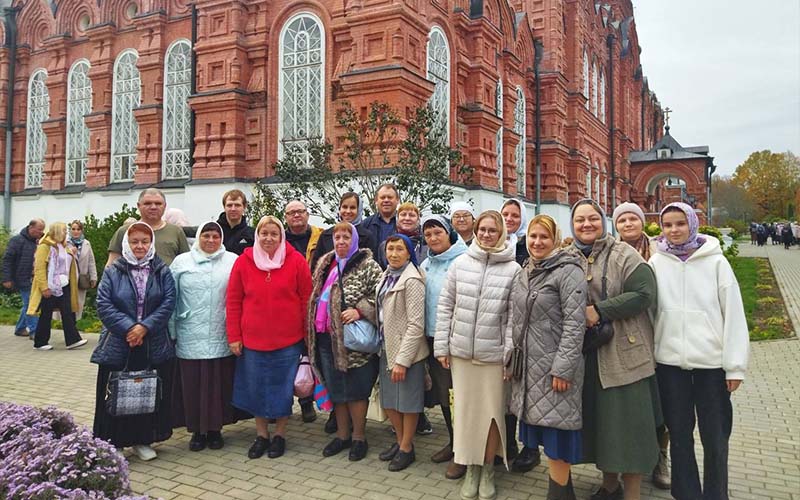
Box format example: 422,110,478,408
377,264,429,369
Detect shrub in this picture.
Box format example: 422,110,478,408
644,222,662,237
0,225,10,258
0,402,142,500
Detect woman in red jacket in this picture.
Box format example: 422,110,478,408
227,215,312,460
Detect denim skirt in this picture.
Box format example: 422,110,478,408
316,333,378,403
232,342,303,419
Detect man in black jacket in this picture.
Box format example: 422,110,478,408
217,189,255,255
2,219,46,338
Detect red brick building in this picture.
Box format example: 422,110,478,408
0,0,710,229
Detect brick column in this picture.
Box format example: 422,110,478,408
84,25,115,187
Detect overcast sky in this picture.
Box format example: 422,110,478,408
633,0,800,177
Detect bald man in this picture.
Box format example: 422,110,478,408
2,218,46,338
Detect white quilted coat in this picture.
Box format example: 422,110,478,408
433,241,523,363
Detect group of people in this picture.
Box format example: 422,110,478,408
3,184,750,500
750,221,799,249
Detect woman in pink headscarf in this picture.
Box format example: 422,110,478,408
226,215,312,460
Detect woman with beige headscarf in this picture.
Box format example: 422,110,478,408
434,210,524,500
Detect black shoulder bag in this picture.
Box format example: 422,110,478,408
582,245,615,354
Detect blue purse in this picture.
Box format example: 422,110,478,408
337,265,380,354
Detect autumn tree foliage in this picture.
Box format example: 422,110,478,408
732,150,799,220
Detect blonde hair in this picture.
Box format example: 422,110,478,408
527,215,560,244
333,221,353,235
256,215,284,239
397,202,420,215
46,222,68,244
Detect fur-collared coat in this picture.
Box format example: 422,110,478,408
307,248,383,374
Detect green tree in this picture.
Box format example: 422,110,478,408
249,101,469,222
732,150,800,220
711,174,756,224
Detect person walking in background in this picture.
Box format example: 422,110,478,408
510,215,587,500
307,222,383,462
420,215,468,480
67,220,97,320
170,222,240,452
565,199,661,500
362,183,400,245
375,235,428,471
650,202,749,500
781,222,793,250
217,189,255,256
449,202,475,246
91,222,177,462
2,218,45,339
611,202,670,490
29,222,87,351
226,216,312,460
106,189,190,266
434,210,523,500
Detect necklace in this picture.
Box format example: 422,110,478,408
264,271,271,283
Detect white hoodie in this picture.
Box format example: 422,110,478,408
649,237,749,380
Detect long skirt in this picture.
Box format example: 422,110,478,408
519,422,582,464
93,347,176,448
451,357,506,466
316,333,378,403
232,342,303,419
172,356,239,433
580,351,662,474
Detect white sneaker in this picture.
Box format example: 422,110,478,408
132,445,157,461
66,339,89,350
34,344,53,351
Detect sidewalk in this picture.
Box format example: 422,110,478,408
1,326,797,499
737,242,800,335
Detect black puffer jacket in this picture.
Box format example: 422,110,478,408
1,227,39,289
217,213,255,256
90,256,176,367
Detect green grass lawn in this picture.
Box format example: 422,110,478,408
732,257,793,340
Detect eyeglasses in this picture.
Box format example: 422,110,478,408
285,209,307,217
452,213,473,221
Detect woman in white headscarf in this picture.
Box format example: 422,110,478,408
170,222,239,452
501,199,530,266
226,216,312,460
91,222,177,462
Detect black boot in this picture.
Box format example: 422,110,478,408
547,476,577,500
505,414,519,460
512,445,542,472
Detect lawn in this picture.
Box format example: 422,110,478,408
731,257,794,340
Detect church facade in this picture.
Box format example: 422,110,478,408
0,0,709,229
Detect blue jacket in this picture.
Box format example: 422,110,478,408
361,213,396,246
419,238,468,337
169,246,237,359
1,227,38,290
91,256,176,366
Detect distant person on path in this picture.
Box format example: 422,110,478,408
2,218,45,338
91,222,177,462
29,222,88,351
170,221,240,452
106,188,190,266
649,202,749,500
781,223,793,250
218,189,255,256
362,183,400,245
448,202,475,246
67,220,97,320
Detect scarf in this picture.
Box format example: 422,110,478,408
656,202,705,261
314,223,360,333
569,198,608,256
253,216,286,271
337,195,364,226
46,241,70,297
627,233,652,261
502,199,529,248
474,210,508,253
377,262,409,343
526,215,562,265
193,221,226,260
122,222,156,268
391,234,419,267
69,234,85,248
422,215,459,246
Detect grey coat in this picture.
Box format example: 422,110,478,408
509,251,587,430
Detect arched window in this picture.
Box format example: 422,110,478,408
25,69,49,188
586,164,592,198
592,61,598,116
594,165,600,202
111,50,141,182
495,78,503,118
66,61,92,185
496,127,503,187
163,40,192,179
514,87,526,195
599,70,606,123
582,50,589,110
427,26,450,144
278,13,324,167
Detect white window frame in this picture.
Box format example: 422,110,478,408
110,49,141,183
514,86,526,196
277,12,325,167
496,126,503,188
66,60,92,185
162,39,193,180
592,61,598,116
495,78,503,118
427,25,451,145
599,69,606,123
25,69,49,188
582,49,589,109
595,165,600,202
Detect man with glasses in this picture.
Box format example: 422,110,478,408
448,202,475,245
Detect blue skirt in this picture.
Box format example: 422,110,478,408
519,421,582,464
232,342,303,419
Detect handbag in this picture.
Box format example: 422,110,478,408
294,355,314,398
104,343,162,417
337,265,381,354
366,383,387,422
509,345,524,381
76,256,92,290
313,376,333,411
582,245,615,354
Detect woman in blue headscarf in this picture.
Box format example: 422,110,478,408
307,221,383,462
375,234,428,471
311,192,379,270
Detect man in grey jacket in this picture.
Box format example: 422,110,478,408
2,219,46,338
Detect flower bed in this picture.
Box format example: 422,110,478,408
0,402,147,500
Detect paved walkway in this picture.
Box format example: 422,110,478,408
1,326,798,500
737,242,800,335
